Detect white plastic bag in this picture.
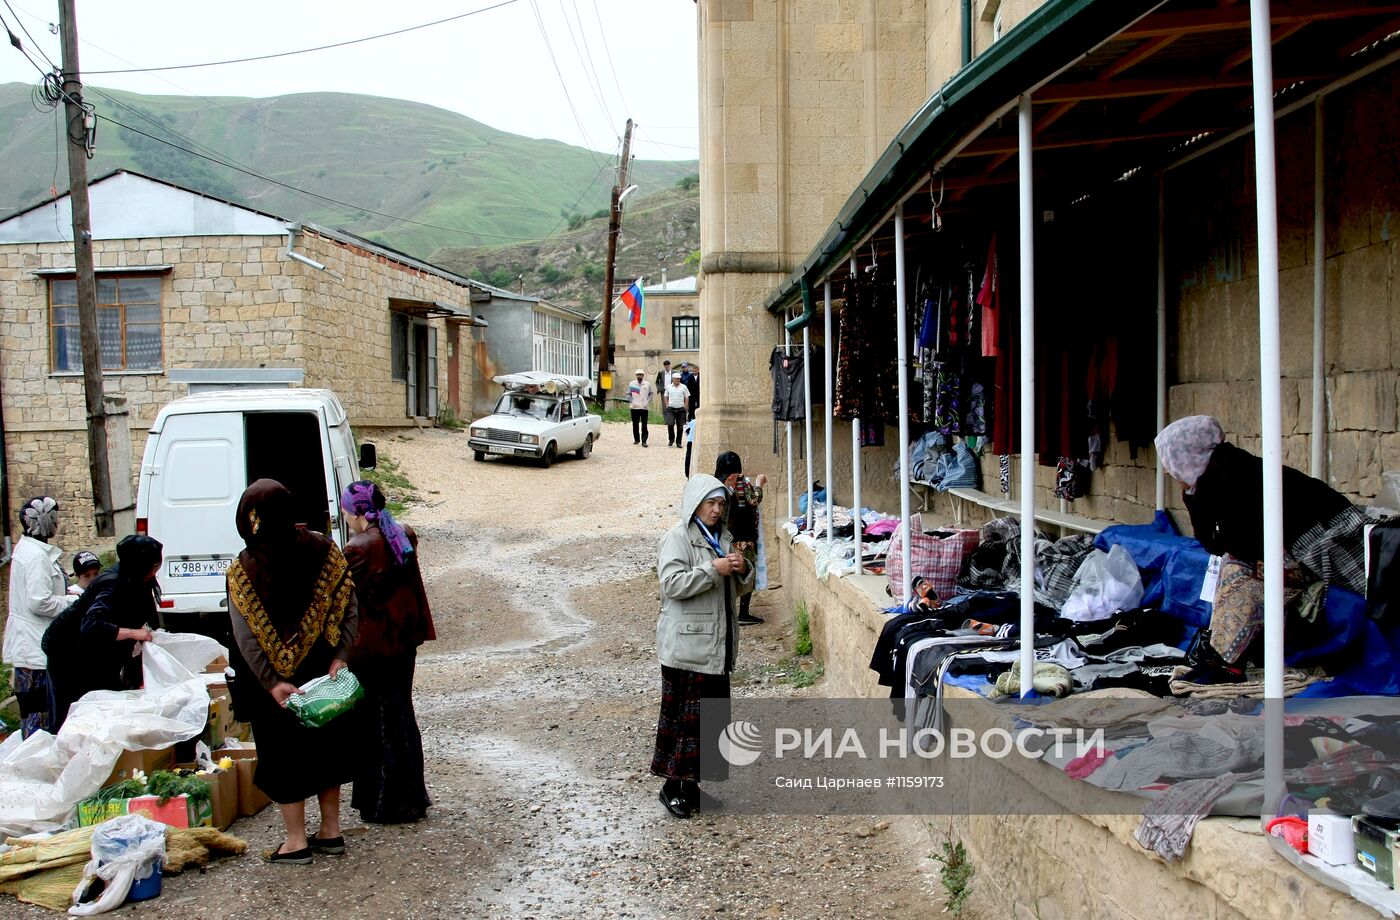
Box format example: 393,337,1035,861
148,630,227,673
1061,545,1144,622
69,815,166,915
140,642,196,693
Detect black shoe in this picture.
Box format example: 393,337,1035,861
681,780,701,812
308,834,346,855
263,845,313,865
659,787,690,818
737,614,765,625
634,440,640,445
642,442,649,448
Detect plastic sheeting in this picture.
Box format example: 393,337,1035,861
0,637,225,838
1094,510,1215,627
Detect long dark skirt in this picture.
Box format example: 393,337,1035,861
651,665,730,782
245,684,358,805
351,651,431,823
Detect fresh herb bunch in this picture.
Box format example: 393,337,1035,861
88,779,146,808
145,770,211,804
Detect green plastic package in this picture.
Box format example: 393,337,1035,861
287,669,363,728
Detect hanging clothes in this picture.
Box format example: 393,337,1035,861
976,233,1000,358
834,274,894,423
770,346,807,422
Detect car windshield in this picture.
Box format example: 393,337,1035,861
495,393,559,421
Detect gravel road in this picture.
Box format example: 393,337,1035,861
15,422,944,919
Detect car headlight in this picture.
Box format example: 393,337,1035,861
520,434,539,445
470,427,485,438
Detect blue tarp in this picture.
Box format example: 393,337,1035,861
1094,510,1214,628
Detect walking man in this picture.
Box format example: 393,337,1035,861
628,369,655,447
681,364,701,421
654,360,672,411
664,372,690,447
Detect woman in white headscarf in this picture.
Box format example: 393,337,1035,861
651,475,753,818
1156,415,1364,592
2,496,75,737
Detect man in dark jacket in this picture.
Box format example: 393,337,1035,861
681,364,700,421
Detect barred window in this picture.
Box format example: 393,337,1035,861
672,316,699,351
49,276,163,372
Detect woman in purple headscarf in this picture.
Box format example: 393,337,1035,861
340,480,435,823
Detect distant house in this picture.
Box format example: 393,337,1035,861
469,292,594,419
606,274,699,388
0,169,537,542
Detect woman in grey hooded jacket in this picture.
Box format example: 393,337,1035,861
651,474,754,817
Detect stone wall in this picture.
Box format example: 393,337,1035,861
0,229,473,545
611,291,701,382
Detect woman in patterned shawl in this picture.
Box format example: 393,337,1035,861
225,479,358,865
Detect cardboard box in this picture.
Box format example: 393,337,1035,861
204,656,230,674
78,793,213,829
203,690,250,750
104,746,176,790
215,747,270,817
174,762,238,831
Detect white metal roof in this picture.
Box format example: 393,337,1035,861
151,387,348,426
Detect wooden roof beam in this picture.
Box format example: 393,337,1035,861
1121,2,1400,40
1221,22,1309,71
1099,34,1182,80
1137,91,1191,125
1035,73,1317,104
1338,15,1400,58
958,125,1223,157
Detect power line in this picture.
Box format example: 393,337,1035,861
2,0,53,69
589,0,631,116
80,0,524,75
555,0,614,127
1,9,51,77
528,0,604,163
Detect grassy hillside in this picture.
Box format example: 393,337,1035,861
0,83,695,258
433,179,699,313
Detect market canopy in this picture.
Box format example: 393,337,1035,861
765,0,1400,315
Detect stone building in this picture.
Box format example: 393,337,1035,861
0,169,521,544
469,293,593,419
697,0,1400,917
608,275,701,390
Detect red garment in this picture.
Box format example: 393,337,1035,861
344,524,436,661
976,233,1000,358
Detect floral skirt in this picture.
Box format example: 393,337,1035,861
650,666,730,782
14,667,50,738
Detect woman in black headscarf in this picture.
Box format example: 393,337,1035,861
225,479,358,866
42,534,163,731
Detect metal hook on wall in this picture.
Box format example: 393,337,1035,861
930,175,945,232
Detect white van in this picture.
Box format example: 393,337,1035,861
134,388,376,637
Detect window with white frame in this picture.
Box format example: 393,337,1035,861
532,309,586,377
672,315,699,351
49,275,164,372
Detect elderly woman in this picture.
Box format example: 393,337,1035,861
652,474,754,818
340,480,435,824
2,497,75,737
1156,415,1366,592
225,479,358,865
43,534,162,732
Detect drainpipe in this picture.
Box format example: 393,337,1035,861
961,0,973,67
784,277,815,332
285,222,327,272
0,362,11,565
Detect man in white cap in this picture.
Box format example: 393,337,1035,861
628,368,656,447
664,372,691,448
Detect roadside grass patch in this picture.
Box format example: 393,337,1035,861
794,600,812,656
436,404,466,430
930,832,975,916
600,404,663,426
362,453,416,513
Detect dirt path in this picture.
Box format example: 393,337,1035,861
21,422,942,919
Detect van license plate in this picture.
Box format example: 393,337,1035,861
168,558,231,578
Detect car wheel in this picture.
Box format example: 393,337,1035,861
540,442,557,468
473,450,485,462
576,435,593,459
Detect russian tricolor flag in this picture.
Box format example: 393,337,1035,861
620,278,646,335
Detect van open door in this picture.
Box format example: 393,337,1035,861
147,412,246,622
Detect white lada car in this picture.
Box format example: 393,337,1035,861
468,372,602,468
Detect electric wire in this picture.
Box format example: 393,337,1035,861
589,0,631,116
80,0,524,75
528,0,604,163
2,0,53,69
556,0,615,127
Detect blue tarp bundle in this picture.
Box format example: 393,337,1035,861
1095,511,1214,628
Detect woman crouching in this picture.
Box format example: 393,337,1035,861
652,475,753,818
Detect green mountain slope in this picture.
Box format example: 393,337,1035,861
0,83,695,257
433,180,699,313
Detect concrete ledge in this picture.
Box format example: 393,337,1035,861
774,529,1381,919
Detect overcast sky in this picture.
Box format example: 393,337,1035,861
0,0,699,163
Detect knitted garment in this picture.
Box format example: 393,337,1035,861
1135,772,1246,861
1167,666,1325,699
1090,727,1264,792
990,663,1072,699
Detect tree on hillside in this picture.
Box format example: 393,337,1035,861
113,109,239,201
676,174,699,191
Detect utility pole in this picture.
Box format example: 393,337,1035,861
59,0,115,536
596,118,633,406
